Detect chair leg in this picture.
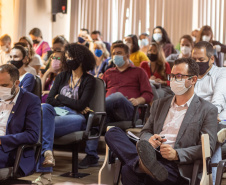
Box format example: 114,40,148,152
60,143,90,178
215,160,226,185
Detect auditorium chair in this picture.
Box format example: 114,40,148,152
53,78,106,178
32,75,42,100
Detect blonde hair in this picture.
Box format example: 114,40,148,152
94,41,109,59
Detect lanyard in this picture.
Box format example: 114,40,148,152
70,75,80,91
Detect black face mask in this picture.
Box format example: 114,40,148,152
66,59,81,70
33,39,40,44
147,53,158,62
10,60,24,69
197,60,210,75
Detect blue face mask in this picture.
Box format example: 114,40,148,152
78,37,85,43
94,49,103,57
113,55,125,67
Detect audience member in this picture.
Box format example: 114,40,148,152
166,35,194,61
105,58,217,185
152,26,176,57
34,43,96,185
41,51,66,103
19,36,43,75
9,45,35,92
79,43,153,169
140,42,172,97
192,41,226,184
125,34,149,67
29,27,51,61
77,28,93,49
139,33,150,54
91,30,111,54
14,42,37,76
191,29,199,42
0,34,11,65
196,25,226,67
90,41,110,77
0,64,41,176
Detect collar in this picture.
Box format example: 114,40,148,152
170,93,195,108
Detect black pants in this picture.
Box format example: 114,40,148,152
105,127,188,185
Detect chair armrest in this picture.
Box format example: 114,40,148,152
215,159,226,185
83,111,106,140
13,142,42,177
132,104,148,128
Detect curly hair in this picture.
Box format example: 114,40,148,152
64,43,96,72
151,26,172,44
174,58,199,77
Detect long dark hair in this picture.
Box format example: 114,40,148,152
127,34,140,53
151,26,172,44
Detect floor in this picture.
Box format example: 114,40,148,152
20,151,105,185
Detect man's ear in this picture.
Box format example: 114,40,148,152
209,55,215,65
23,56,29,65
191,75,198,84
15,80,20,87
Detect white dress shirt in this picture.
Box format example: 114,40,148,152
159,94,194,148
0,89,20,136
194,65,226,120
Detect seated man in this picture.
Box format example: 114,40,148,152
192,41,226,184
105,58,218,185
0,64,41,177
79,43,153,169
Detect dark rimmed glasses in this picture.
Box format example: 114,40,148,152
167,74,194,82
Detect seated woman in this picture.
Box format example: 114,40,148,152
34,43,96,185
140,42,172,97
151,26,176,57
166,35,194,62
90,41,109,77
41,51,65,103
19,36,43,75
9,45,35,92
124,34,149,67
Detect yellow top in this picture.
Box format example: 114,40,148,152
129,50,149,67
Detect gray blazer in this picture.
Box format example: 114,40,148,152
140,94,218,182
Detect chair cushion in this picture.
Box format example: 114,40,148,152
0,167,13,180
54,131,84,145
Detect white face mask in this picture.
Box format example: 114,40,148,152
180,46,191,56
170,79,191,95
202,35,211,42
153,33,162,42
1,45,9,52
125,42,132,49
0,85,15,101
192,36,196,42
140,39,149,47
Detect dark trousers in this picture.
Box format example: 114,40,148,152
105,127,188,185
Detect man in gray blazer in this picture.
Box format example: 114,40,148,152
105,58,218,185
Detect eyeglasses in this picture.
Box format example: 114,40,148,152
167,74,193,82
52,56,61,60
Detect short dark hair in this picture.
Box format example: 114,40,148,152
139,33,149,39
91,30,101,35
111,43,130,55
174,58,199,77
64,43,96,72
80,28,89,34
152,26,172,44
194,41,214,58
52,35,69,45
0,64,19,82
127,34,140,53
179,35,194,48
29,28,42,38
12,45,27,59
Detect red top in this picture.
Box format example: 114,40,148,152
102,65,153,103
140,61,171,86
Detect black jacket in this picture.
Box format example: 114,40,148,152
46,71,96,112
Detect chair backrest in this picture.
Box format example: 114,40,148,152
150,83,159,101
32,76,42,100
89,78,106,112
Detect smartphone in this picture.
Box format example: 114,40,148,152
54,107,69,116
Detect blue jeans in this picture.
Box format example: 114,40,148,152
105,127,188,185
36,103,86,172
85,92,135,159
